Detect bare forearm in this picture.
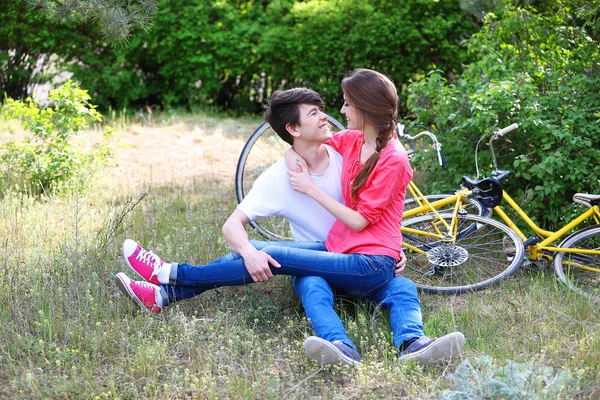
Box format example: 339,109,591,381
287,162,369,232
222,211,255,257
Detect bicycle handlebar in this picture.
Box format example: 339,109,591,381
497,123,519,137
396,124,447,169
437,145,448,169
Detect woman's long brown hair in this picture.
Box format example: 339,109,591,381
342,69,398,199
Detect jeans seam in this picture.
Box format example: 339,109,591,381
286,263,384,277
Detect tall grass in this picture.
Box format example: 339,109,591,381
1,113,599,399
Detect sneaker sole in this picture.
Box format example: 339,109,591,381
304,337,361,367
399,332,465,366
114,272,156,314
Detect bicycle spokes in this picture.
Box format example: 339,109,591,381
553,226,600,301
402,213,524,294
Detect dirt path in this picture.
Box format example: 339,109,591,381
1,114,261,188
109,121,251,187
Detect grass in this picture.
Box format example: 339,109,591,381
1,111,600,399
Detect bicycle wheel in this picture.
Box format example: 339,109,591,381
402,213,524,294
404,193,489,218
235,115,345,240
553,225,600,302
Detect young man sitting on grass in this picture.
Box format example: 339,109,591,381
115,88,465,367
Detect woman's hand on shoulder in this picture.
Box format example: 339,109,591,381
287,162,315,195
284,148,307,172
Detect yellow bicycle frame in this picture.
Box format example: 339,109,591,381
401,182,474,254
401,183,600,273
490,191,600,272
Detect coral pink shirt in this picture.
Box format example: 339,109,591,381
324,130,413,260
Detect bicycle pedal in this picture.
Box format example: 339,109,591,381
523,236,538,247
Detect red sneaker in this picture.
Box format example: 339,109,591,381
115,272,162,314
122,239,165,285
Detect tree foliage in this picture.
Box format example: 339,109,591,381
3,0,476,113
0,1,84,100
27,0,158,44
407,0,600,228
63,0,476,114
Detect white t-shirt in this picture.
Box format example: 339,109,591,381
237,144,343,242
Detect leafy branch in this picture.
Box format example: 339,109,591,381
27,0,158,44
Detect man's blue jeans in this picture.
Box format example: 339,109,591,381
159,241,423,350
164,241,395,297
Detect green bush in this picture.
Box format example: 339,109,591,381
1,80,113,195
406,2,600,228
3,1,477,115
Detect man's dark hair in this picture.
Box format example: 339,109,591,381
264,88,324,145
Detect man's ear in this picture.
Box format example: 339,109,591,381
286,123,301,138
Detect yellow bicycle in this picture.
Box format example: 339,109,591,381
396,124,524,294
400,124,600,301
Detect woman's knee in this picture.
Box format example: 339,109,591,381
293,276,334,301
261,244,283,257
384,275,418,296
249,240,270,251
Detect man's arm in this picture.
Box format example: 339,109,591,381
221,209,280,283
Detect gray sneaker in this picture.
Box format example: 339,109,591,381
304,336,362,367
399,332,465,366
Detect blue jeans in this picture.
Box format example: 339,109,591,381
293,275,424,350
162,241,395,298
159,241,422,350
160,241,327,301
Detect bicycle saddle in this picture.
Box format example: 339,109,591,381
573,193,600,208
461,176,504,208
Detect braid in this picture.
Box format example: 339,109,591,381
351,130,392,199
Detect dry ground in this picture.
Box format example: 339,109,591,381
0,112,263,188
108,118,253,186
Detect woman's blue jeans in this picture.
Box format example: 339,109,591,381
159,240,423,350
292,275,424,350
